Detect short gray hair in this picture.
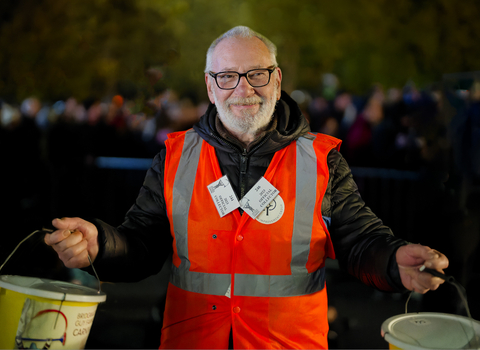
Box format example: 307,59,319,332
204,26,278,73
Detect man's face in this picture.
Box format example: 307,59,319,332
205,37,282,136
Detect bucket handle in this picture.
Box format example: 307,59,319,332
403,266,480,348
0,229,102,293
405,266,470,318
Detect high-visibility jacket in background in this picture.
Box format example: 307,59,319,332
162,128,342,349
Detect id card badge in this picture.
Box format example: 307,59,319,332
240,177,280,219
207,175,240,217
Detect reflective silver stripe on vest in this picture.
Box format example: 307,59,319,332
234,266,325,297
170,133,325,297
170,130,232,296
291,136,318,276
172,129,200,269
170,264,232,296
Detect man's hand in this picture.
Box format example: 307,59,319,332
44,217,99,269
396,244,449,293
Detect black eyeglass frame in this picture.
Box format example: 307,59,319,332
208,66,277,90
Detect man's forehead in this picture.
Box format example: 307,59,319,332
210,36,273,71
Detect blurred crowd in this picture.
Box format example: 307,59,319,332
2,78,477,173
0,90,208,162
305,80,452,171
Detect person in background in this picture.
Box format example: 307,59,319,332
45,26,449,349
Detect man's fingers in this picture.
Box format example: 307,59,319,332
45,230,89,267
412,273,438,294
413,269,445,293
44,217,98,268
418,267,446,290
424,250,449,270
411,277,431,294
64,249,90,269
44,228,71,246
46,217,82,246
428,281,442,291
54,230,84,251
58,239,88,265
52,217,81,231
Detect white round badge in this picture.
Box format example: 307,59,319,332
256,195,285,224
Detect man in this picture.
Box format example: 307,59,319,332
45,26,449,349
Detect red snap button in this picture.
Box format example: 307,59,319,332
233,306,241,313
236,235,244,241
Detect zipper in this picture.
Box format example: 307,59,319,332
239,132,273,198
240,149,248,198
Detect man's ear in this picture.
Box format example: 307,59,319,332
205,74,215,104
275,67,283,101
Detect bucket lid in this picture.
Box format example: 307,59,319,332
0,275,106,303
381,312,480,349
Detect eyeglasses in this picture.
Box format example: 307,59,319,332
209,66,277,90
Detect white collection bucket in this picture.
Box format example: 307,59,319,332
381,312,480,349
0,275,106,349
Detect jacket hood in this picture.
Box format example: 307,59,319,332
193,90,311,155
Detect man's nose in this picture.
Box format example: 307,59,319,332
233,75,255,96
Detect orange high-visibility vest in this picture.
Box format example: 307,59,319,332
162,129,341,349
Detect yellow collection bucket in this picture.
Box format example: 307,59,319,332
0,275,106,349
381,312,480,349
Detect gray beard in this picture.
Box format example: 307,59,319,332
213,89,277,137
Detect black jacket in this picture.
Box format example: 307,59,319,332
91,91,407,292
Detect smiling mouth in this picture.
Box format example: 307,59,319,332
232,103,258,107
227,96,263,107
